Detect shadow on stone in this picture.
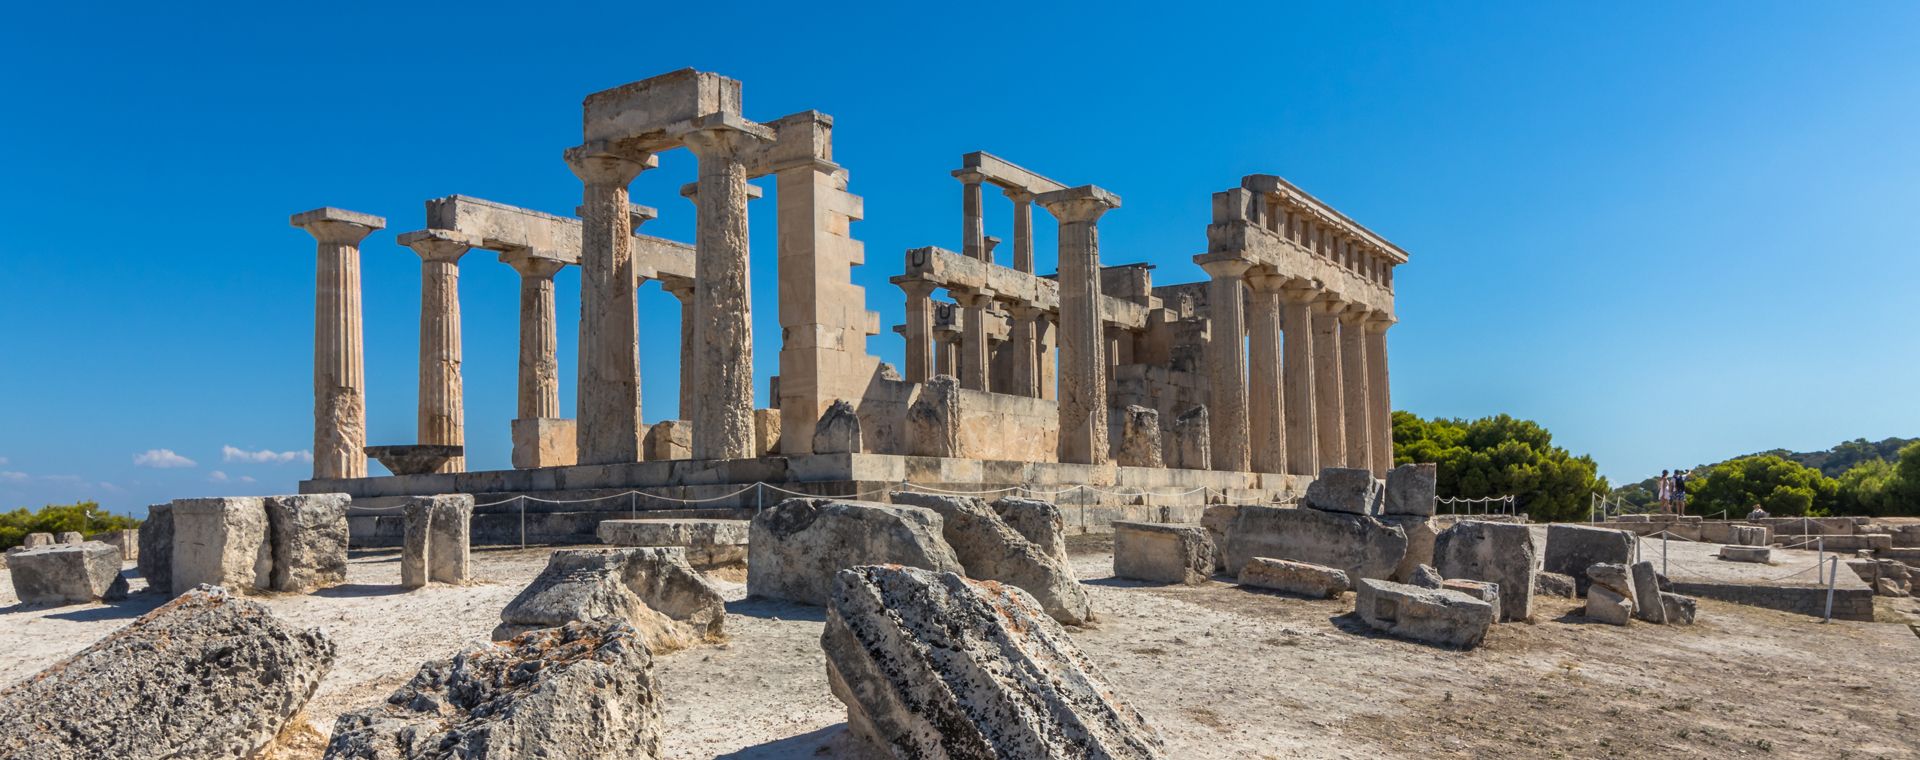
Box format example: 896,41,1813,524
1552,610,1613,626
44,598,167,623
311,583,415,599
1083,576,1171,589
713,724,866,759
725,597,828,623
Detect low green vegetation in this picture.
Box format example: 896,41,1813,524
0,501,142,550
1612,439,1920,518
1391,411,1609,524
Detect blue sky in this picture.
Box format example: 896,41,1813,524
2,3,1916,516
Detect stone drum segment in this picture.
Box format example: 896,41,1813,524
597,518,750,577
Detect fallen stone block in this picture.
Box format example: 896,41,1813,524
1222,505,1407,582
1305,467,1383,515
170,497,272,595
89,528,139,561
1113,521,1215,585
1585,563,1636,625
1383,463,1437,516
812,398,863,454
1381,514,1437,583
1543,524,1634,595
1433,520,1536,621
22,532,54,549
326,622,659,760
398,494,474,588
823,565,1165,759
265,493,350,593
1719,545,1771,563
1630,561,1668,624
1409,564,1445,589
1659,592,1698,624
1114,405,1164,468
597,518,750,578
1167,405,1210,470
991,496,1072,567
1201,503,1244,573
0,586,333,759
1535,571,1576,598
1238,557,1350,598
136,502,173,594
893,492,1093,625
56,531,84,544
906,376,962,457
747,498,962,606
494,547,724,653
7,542,127,605
1354,578,1496,648
1441,579,1503,622
644,419,693,461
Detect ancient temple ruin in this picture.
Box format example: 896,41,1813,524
291,69,1409,544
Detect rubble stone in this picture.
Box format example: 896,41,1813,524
136,502,173,593
1237,557,1350,598
265,493,350,593
812,399,863,454
1114,405,1164,468
1534,571,1576,598
1659,591,1698,624
644,419,693,460
1222,505,1407,581
1433,520,1536,621
892,492,1093,625
170,497,272,595
1585,563,1636,625
7,542,127,605
1441,578,1502,622
596,518,749,576
747,498,962,606
1409,564,1445,589
1167,405,1210,471
1304,467,1383,515
1354,578,1495,648
22,532,54,549
990,497,1072,567
494,547,724,653
907,375,963,457
1113,521,1215,585
1201,503,1244,573
56,531,84,544
1382,514,1438,583
1630,561,1668,624
89,529,139,561
1719,545,1771,563
1543,524,1634,595
1382,463,1437,516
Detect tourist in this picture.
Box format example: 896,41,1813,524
1655,470,1672,514
1747,504,1770,520
1671,468,1690,515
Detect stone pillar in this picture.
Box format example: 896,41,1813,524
1005,304,1043,397
1279,284,1318,476
1036,313,1057,401
1367,314,1396,475
899,280,937,384
503,253,566,420
1037,185,1121,465
1310,293,1346,468
957,169,986,262
955,289,994,391
683,125,766,461
661,276,696,420
291,208,383,481
400,230,475,473
1006,189,1036,273
1199,258,1252,472
936,333,958,378
1246,274,1286,474
1339,307,1372,473
565,143,655,465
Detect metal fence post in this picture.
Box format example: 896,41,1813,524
1823,556,1839,623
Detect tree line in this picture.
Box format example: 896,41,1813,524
0,501,142,550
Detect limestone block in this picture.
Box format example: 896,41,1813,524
1534,571,1576,598
89,529,139,561
1383,462,1437,516
747,498,962,606
1381,514,1438,584
170,497,271,595
1237,557,1350,598
892,492,1093,625
493,547,725,653
0,586,333,759
511,417,578,469
752,408,781,456
22,532,53,549
1222,505,1408,582
429,495,473,584
8,542,127,605
990,497,1071,566
1630,561,1668,624
1719,545,1771,563
1167,405,1210,470
1201,503,1245,573
821,565,1165,759
400,498,432,589
264,493,350,593
1304,467,1383,515
326,622,659,759
906,376,962,457
1354,578,1496,649
596,518,750,576
1432,520,1536,621
1441,579,1502,622
1113,522,1214,585
1585,585,1633,625
56,531,84,544
136,503,172,593
1543,524,1634,595
582,67,743,144
1114,405,1164,468
812,399,863,454
645,420,693,461
1409,564,1445,589
1659,592,1698,624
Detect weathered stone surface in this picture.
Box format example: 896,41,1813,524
1222,505,1408,582
1630,561,1668,624
1113,521,1214,585
265,493,350,593
363,444,461,476
822,565,1165,759
990,497,1071,567
171,497,272,595
1441,579,1502,622
1409,564,1445,589
0,586,333,759
1238,557,1350,598
1719,545,1771,563
907,375,963,457
747,498,962,606
1433,520,1536,621
429,495,473,583
326,622,659,760
1535,571,1576,598
56,531,84,544
812,399,863,454
511,416,577,469
136,502,173,593
1381,514,1437,583
752,408,782,456
22,532,54,549
1848,559,1912,597
1201,503,1244,573
89,528,139,561
1304,467,1383,515
1585,563,1636,625
8,542,126,605
494,547,724,653
1383,462,1437,516
1167,405,1210,471
1354,578,1495,648
892,492,1093,625
1543,524,1634,595
597,518,749,576
1114,405,1164,468
1659,591,1698,624
400,498,431,588
644,419,693,461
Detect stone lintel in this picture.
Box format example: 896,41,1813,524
291,207,386,232
583,69,744,146
1241,173,1409,264
418,194,689,278
903,246,1147,330
960,151,1069,195
678,180,766,200
1211,222,1394,319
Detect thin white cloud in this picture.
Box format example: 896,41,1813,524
208,470,230,482
0,471,26,483
134,449,197,468
240,475,257,483
222,445,313,464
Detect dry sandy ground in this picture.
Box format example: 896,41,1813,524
2,543,1918,760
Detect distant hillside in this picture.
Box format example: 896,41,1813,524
1609,436,1915,511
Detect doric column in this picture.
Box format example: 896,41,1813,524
565,143,655,465
1006,303,1043,397
502,252,567,420
1278,284,1318,476
400,230,476,473
1246,273,1286,474
898,279,937,384
956,169,986,262
954,289,994,391
1037,185,1121,465
291,207,383,480
660,276,696,419
682,122,769,461
1367,313,1395,475
1310,292,1346,469
1036,312,1057,401
1339,306,1372,473
1006,189,1036,273
1199,258,1252,472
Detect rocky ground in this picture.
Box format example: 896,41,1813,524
2,541,1916,760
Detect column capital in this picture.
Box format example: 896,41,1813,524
1245,270,1289,293
1198,257,1253,280
679,114,776,159
565,141,658,186
951,168,987,185
892,277,938,298
1277,279,1322,305
291,207,385,245
577,203,661,233
1365,312,1397,332
680,180,766,202
659,274,695,300
500,249,567,280
1337,303,1372,326
398,229,480,263
1035,185,1121,223
1309,291,1347,315
1006,301,1047,320
1002,186,1036,203
952,288,997,308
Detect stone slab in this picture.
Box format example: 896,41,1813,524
8,542,126,604
1112,521,1214,585
1354,578,1495,648
1237,557,1349,598
170,497,271,595
1543,524,1634,595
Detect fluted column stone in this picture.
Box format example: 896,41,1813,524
954,289,993,392
1279,285,1319,476
400,230,476,473
1246,274,1286,474
1309,293,1345,469
899,280,937,384
661,276,696,420
291,207,383,480
1339,306,1372,473
683,124,767,460
503,253,566,420
565,143,655,465
1007,189,1036,273
1006,303,1043,397
1200,258,1252,472
1037,185,1121,465
1367,314,1395,475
